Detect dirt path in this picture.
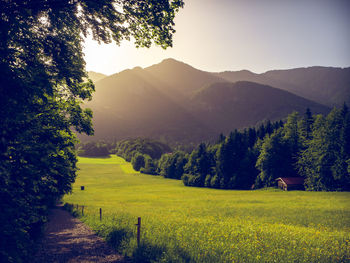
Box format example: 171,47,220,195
35,208,126,263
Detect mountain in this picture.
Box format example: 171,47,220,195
80,59,331,143
144,58,225,96
88,71,107,83
82,65,216,143
216,66,350,107
190,81,329,135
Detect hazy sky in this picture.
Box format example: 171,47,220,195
83,0,350,75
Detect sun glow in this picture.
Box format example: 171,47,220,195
83,0,350,76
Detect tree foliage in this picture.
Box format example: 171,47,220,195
132,153,147,171
115,138,172,161
121,106,349,193
182,143,214,186
140,156,157,175
0,0,183,261
158,151,188,179
255,112,303,187
298,106,350,191
255,129,291,187
78,141,113,157
155,109,349,192
179,121,282,189
256,107,350,191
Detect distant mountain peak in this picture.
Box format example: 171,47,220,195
132,66,143,71
221,69,254,74
155,58,194,69
237,69,254,73
160,57,183,64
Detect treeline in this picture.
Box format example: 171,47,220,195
116,138,172,161
114,138,172,174
255,105,350,190
181,106,350,191
118,106,350,191
173,120,283,189
77,138,172,176
77,141,115,157
115,121,282,186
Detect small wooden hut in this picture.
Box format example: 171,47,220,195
276,177,304,191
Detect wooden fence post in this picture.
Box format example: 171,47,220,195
136,217,141,246
100,208,102,221
82,206,84,216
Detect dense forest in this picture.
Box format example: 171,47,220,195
114,120,283,186
115,106,350,191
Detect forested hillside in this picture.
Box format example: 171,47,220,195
82,59,332,144
190,81,328,135
115,105,350,191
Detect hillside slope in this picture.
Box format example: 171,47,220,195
83,66,215,143
145,58,225,96
191,81,329,134
216,66,350,107
81,59,330,143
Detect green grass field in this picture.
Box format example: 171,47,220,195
63,156,350,262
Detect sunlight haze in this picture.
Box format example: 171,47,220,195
83,0,350,75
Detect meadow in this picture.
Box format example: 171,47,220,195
63,156,350,262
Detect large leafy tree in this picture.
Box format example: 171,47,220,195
256,112,306,188
158,151,187,179
131,153,146,171
0,0,184,261
255,128,293,187
298,106,350,191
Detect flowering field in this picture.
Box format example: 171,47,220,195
63,156,350,262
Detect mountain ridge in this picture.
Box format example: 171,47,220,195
81,59,335,143
89,59,350,108
215,65,350,107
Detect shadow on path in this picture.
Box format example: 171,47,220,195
35,208,126,263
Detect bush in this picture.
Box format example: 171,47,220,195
132,153,146,171
140,157,157,175
78,141,111,157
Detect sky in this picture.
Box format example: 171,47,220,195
83,0,350,76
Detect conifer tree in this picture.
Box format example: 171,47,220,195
183,143,213,186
